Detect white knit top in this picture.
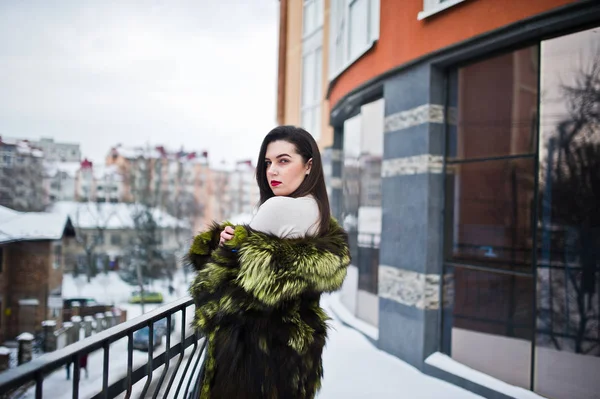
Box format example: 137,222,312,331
249,196,320,238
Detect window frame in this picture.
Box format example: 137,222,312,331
302,0,324,39
418,0,469,21
300,0,325,140
329,0,380,81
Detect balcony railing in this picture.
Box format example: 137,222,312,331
0,296,205,399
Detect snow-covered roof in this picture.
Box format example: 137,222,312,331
92,164,122,181
50,201,188,230
0,206,72,244
45,161,82,178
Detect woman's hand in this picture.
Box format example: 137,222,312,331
219,226,235,245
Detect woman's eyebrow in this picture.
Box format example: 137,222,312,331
276,153,291,158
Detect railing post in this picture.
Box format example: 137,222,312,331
0,347,10,372
71,316,82,343
83,316,94,338
17,333,34,365
104,311,115,329
113,308,123,325
95,313,105,332
71,304,80,317
63,322,74,346
41,320,57,352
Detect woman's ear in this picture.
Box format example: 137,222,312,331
305,158,313,175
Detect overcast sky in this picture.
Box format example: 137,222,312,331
0,0,278,166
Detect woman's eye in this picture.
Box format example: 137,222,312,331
265,161,271,166
280,159,289,164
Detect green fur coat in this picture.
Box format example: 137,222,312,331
188,219,350,399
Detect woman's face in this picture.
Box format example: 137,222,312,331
265,140,312,196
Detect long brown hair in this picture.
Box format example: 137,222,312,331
255,125,331,235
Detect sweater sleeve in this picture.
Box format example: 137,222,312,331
249,196,320,238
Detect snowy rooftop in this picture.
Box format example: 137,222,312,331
44,161,82,178
0,205,72,244
50,201,188,230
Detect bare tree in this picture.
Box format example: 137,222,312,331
538,47,600,355
72,202,117,283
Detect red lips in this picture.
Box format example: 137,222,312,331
270,180,282,187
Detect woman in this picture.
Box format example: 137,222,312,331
188,126,350,399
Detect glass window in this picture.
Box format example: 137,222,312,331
535,26,600,399
447,46,539,161
301,47,322,140
341,99,384,326
443,45,539,389
329,0,379,79
445,157,536,273
349,0,369,60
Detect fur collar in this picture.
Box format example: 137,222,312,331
187,218,350,307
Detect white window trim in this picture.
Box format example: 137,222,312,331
418,0,469,21
301,45,323,140
303,0,324,39
329,0,380,81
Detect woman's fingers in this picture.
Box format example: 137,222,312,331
219,226,235,245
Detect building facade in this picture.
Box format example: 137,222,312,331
0,206,75,342
278,1,599,398
0,138,47,212
28,138,81,163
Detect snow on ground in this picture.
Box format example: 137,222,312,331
62,272,136,305
21,270,484,398
318,297,483,399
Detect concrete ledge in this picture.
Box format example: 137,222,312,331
424,352,547,399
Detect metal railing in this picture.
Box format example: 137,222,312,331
0,296,205,399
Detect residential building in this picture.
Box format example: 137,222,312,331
0,138,47,212
277,1,600,398
28,138,80,163
45,161,80,202
105,145,231,231
51,201,190,276
2,137,80,163
228,160,259,218
0,205,75,342
74,159,121,203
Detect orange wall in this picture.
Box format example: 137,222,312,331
329,0,574,109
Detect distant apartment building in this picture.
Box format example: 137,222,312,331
0,137,47,211
228,160,259,218
74,159,121,204
105,145,231,231
29,138,81,163
45,161,80,202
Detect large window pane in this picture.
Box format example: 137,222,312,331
302,52,315,107
303,1,315,35
443,45,538,391
341,99,384,326
445,158,536,272
443,266,533,388
535,26,600,399
447,45,539,160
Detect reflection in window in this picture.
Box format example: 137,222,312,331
447,46,539,160
445,158,536,272
535,27,600,399
443,45,539,389
341,99,383,325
